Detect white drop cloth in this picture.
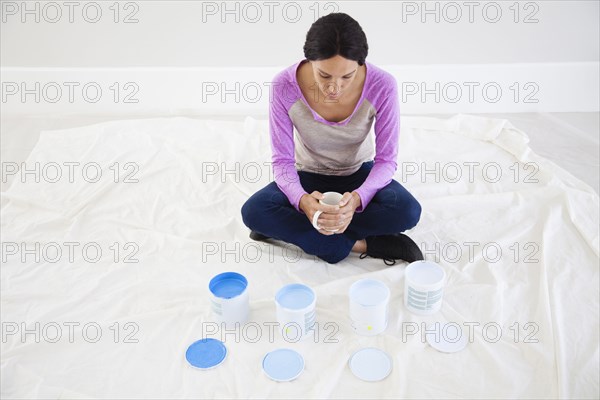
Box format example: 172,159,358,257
1,114,598,399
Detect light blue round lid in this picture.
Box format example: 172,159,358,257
349,347,392,382
262,348,305,382
185,338,227,369
209,272,248,299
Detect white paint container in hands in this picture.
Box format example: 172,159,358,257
349,279,391,336
312,192,343,232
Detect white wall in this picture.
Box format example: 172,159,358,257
2,0,599,67
1,0,599,115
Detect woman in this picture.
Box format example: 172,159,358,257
241,13,423,265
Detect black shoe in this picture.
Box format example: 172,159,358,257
249,230,270,242
359,234,424,266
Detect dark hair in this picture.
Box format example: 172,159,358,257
303,13,369,66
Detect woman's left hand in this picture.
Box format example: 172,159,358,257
333,191,362,234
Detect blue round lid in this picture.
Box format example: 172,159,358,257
185,338,227,369
262,348,304,382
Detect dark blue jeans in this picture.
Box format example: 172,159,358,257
241,161,422,264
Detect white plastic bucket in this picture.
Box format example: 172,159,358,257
349,279,390,336
404,260,446,315
275,284,316,340
209,272,249,327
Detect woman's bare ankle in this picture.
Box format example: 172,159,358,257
351,239,367,253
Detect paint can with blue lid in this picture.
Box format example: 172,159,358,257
209,272,249,327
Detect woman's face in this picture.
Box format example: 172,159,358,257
310,55,360,101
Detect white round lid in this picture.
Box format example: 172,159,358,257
425,323,468,353
348,347,393,382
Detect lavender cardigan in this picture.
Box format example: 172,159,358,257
268,59,400,213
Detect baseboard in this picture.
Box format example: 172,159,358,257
1,62,598,116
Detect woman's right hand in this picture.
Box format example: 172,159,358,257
299,191,342,235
